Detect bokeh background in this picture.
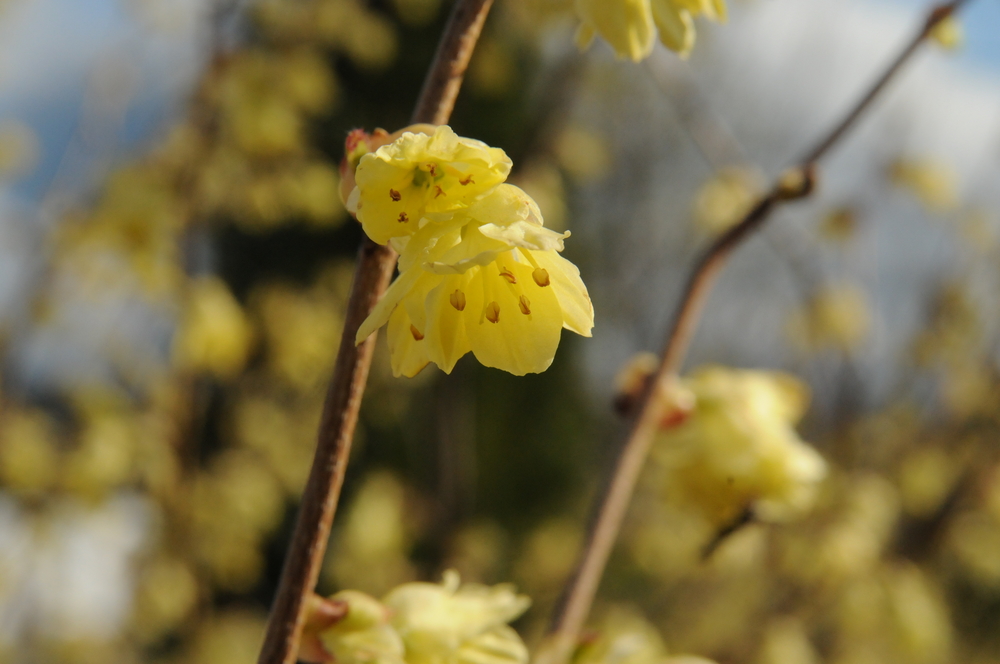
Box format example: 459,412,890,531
1,0,1000,663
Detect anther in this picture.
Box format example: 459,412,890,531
434,185,446,198
426,163,438,176
389,189,401,201
519,295,531,316
460,175,475,186
450,289,466,311
499,268,517,284
485,301,500,324
398,212,409,223
410,325,424,341
532,268,550,287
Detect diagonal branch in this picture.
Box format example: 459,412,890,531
257,3,493,663
540,2,974,662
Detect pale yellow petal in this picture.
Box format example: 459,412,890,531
478,222,568,253
466,184,542,228
424,274,474,374
356,265,425,344
530,250,594,337
426,224,510,275
651,1,695,57
574,0,656,62
463,255,563,375
387,304,430,377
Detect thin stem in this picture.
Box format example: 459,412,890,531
541,2,971,662
257,3,493,663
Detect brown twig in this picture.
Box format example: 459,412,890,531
540,2,972,662
257,2,493,663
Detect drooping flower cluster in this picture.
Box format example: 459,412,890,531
309,571,531,664
659,366,827,525
345,125,594,377
614,359,828,527
573,0,727,62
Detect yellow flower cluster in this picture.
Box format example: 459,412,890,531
574,0,727,62
311,571,530,664
346,125,594,377
652,365,828,526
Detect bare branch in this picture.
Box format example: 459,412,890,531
541,3,973,662
257,3,494,663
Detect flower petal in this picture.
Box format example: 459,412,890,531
574,0,656,62
463,255,563,375
651,1,695,57
530,250,594,337
387,304,430,377
423,274,474,374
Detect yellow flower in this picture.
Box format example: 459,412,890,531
929,15,963,50
348,125,512,244
654,366,827,525
356,185,593,377
574,0,726,61
318,591,406,664
574,0,656,62
383,570,530,664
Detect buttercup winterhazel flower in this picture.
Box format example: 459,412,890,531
355,184,593,377
573,0,726,62
653,365,827,525
347,125,512,244
383,570,531,664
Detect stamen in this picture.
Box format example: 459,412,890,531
426,163,438,176
410,325,424,341
459,175,475,186
499,268,517,284
398,212,409,223
450,289,466,311
519,295,531,316
434,185,446,198
532,268,550,287
485,301,500,324
389,189,401,202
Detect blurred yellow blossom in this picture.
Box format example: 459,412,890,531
554,126,612,183
818,207,860,243
186,611,266,664
325,472,417,596
786,284,871,353
383,570,531,664
573,606,667,664
929,15,962,50
573,0,726,61
692,167,761,234
889,158,959,214
132,555,200,643
253,280,344,391
172,277,254,379
391,0,442,26
318,591,406,664
0,408,60,496
62,413,137,499
468,38,516,98
897,446,962,518
653,366,827,526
